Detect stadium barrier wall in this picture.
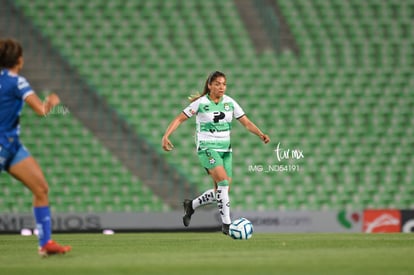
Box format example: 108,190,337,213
363,209,414,233
0,210,361,233
2,210,413,234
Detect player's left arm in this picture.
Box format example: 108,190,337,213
25,93,60,116
237,115,270,144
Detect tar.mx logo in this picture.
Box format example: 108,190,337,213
247,142,304,173
46,105,70,116
274,142,304,162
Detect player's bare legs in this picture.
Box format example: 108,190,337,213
8,157,71,256
8,156,49,206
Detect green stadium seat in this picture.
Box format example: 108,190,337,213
8,0,413,212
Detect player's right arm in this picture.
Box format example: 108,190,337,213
162,98,200,151
162,112,188,151
25,93,60,116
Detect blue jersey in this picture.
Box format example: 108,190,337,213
0,69,34,136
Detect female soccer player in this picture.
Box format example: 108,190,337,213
162,71,270,235
0,39,71,255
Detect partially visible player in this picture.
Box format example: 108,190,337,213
0,38,71,256
162,71,270,235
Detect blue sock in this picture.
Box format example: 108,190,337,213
33,206,51,247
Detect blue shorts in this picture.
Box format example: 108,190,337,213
0,136,31,172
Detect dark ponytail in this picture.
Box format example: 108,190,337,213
189,71,226,102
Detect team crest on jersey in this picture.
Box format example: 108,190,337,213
189,108,196,115
223,103,230,111
209,157,216,164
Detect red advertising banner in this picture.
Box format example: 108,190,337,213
363,209,401,233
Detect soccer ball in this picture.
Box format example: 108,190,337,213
229,218,253,240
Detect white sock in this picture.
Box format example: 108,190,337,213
192,189,216,210
216,181,231,224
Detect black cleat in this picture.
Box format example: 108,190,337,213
222,223,230,235
182,199,194,227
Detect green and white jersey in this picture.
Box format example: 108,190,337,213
183,94,245,152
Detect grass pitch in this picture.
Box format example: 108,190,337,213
0,232,413,275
